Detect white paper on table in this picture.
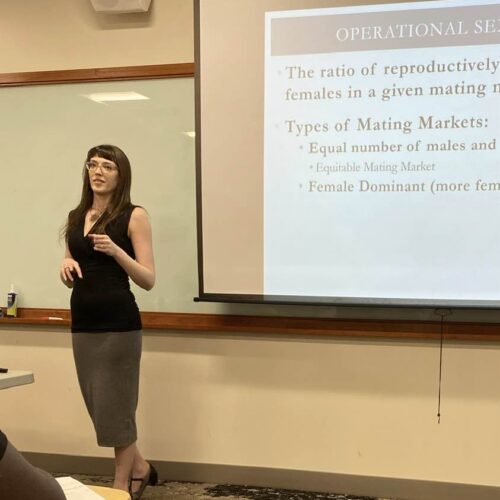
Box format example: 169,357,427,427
55,476,104,499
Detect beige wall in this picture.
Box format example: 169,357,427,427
2,326,500,487
0,0,193,72
1,0,500,490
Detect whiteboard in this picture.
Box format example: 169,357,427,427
0,77,199,313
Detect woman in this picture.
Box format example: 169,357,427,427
60,145,157,499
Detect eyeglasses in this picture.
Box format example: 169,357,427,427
85,161,118,174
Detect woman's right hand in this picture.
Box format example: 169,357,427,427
60,258,83,288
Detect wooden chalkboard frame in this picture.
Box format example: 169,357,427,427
0,307,499,340
0,64,194,87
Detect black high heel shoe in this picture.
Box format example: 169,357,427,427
129,462,158,500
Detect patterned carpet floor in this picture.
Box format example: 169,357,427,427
69,474,396,500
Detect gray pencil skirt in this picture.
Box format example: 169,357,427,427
72,330,142,447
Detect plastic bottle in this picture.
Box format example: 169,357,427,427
6,284,17,318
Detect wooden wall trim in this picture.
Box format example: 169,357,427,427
0,308,499,341
0,63,194,86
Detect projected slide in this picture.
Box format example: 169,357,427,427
264,0,500,302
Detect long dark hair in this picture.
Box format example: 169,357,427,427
63,145,133,241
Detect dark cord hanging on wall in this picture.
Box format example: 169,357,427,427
434,308,452,424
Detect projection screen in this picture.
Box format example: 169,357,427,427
195,0,500,308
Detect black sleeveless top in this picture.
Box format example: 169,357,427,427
67,205,142,333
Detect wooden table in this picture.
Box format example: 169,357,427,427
89,485,131,499
0,370,34,390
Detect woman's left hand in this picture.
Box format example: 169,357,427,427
89,234,118,257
